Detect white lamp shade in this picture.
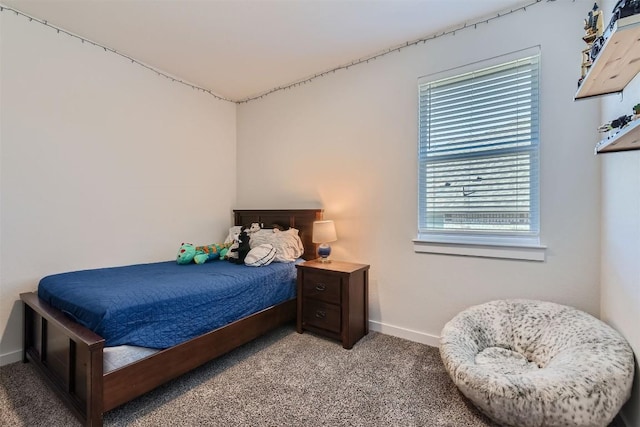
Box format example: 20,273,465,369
312,220,337,243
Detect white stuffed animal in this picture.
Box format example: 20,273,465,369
225,232,240,260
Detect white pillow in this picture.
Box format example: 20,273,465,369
244,244,277,267
248,228,304,262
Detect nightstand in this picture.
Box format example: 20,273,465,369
296,260,370,349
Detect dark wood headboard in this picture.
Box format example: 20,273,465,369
233,209,323,261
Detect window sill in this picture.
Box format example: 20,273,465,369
413,238,546,262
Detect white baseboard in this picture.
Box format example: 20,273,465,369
369,320,440,347
0,349,22,366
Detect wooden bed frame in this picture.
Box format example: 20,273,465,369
20,208,322,426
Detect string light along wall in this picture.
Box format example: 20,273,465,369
0,0,548,104
0,3,233,103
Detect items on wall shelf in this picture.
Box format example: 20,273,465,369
575,13,640,100
595,116,640,153
574,1,640,154
578,3,604,85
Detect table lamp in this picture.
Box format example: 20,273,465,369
312,220,337,262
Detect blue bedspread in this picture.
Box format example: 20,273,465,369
38,260,298,349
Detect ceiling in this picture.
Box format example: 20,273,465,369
3,0,528,102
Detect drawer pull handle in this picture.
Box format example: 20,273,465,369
315,284,326,291
315,310,326,319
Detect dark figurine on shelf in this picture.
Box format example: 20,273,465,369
612,115,633,129
589,35,605,61
584,3,603,42
610,0,640,31
598,114,633,134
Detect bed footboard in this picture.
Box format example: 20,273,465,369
21,293,296,427
21,292,105,426
102,298,296,411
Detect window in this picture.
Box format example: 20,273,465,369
417,48,541,254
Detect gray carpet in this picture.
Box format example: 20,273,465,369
0,327,502,426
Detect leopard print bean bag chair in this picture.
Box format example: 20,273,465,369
440,299,634,427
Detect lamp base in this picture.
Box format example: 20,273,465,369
317,243,332,263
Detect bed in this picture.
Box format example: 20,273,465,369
20,208,322,427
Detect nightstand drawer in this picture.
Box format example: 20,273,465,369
302,271,341,304
302,299,341,333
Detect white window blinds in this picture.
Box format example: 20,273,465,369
418,52,540,241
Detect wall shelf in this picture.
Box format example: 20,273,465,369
575,14,640,100
595,118,640,153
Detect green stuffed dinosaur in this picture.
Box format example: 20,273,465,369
176,242,231,265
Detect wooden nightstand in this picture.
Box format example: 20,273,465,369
296,260,370,349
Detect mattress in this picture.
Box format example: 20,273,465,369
38,260,298,349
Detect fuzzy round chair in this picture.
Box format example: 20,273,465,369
439,299,634,427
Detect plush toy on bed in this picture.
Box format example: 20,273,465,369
218,246,230,260
227,228,251,264
224,232,240,261
176,242,230,265
247,222,261,234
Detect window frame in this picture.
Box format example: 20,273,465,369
414,47,546,261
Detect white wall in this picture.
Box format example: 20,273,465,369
600,2,640,424
0,13,237,364
2,2,636,421
237,1,601,345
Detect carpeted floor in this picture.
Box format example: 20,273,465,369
1,326,496,426
0,326,623,426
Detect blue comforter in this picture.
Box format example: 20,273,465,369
38,260,297,349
